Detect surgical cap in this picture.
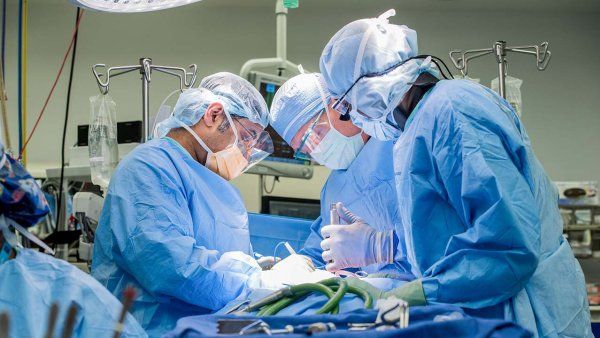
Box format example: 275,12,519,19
319,9,437,127
154,88,221,138
200,72,269,128
269,73,331,144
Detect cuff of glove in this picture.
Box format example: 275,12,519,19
383,279,427,306
375,230,395,265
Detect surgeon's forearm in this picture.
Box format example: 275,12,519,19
420,247,538,308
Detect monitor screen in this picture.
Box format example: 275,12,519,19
258,79,309,165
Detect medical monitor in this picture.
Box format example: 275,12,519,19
249,71,310,167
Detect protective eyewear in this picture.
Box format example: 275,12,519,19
231,116,274,171
292,108,332,161
331,55,453,119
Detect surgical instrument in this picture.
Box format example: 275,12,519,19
44,303,59,338
283,241,296,255
61,302,79,338
0,312,8,338
347,299,410,331
113,286,137,338
222,319,336,336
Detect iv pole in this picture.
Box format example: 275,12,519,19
92,58,198,141
449,41,551,98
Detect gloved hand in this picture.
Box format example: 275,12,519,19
320,202,394,272
253,254,319,289
271,254,315,273
344,278,427,306
256,256,281,270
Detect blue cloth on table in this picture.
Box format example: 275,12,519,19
164,305,531,338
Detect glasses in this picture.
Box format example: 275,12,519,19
293,109,328,161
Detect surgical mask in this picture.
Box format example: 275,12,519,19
310,128,364,170
176,112,248,181
297,73,365,168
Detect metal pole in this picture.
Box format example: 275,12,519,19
493,41,507,99
275,0,287,70
140,58,151,142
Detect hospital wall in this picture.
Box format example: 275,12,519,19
1,0,598,212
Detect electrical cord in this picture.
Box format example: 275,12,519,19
18,9,84,159
56,8,82,226
1,0,5,81
262,176,278,194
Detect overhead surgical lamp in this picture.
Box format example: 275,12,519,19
69,0,204,13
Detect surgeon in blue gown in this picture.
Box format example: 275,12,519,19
317,9,592,338
269,72,413,278
92,73,286,337
0,142,146,338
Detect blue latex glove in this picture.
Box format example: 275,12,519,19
320,202,394,271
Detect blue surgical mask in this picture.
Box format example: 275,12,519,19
310,127,365,170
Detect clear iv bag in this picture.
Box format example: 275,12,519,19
89,94,119,190
491,76,523,117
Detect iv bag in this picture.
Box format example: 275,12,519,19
454,74,481,83
89,94,119,190
491,76,523,117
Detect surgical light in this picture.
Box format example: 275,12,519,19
69,0,204,13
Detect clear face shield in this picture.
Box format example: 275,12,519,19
292,108,328,161
230,115,274,172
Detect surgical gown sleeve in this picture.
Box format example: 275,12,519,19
419,106,541,309
110,160,258,311
298,216,327,267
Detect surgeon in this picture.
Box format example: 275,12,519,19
92,73,286,336
0,142,146,338
269,71,412,277
317,9,592,338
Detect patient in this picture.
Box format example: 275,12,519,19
0,142,145,337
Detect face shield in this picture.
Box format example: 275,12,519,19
291,74,342,161
230,115,274,172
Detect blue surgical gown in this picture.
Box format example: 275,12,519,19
299,138,413,276
92,138,260,337
393,79,591,337
0,249,146,337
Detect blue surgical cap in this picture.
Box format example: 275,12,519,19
269,73,331,145
154,88,223,138
319,9,437,138
200,72,269,128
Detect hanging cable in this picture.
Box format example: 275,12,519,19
56,8,82,226
18,9,84,159
0,60,9,149
263,176,279,194
17,0,22,153
21,0,28,164
1,0,6,82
